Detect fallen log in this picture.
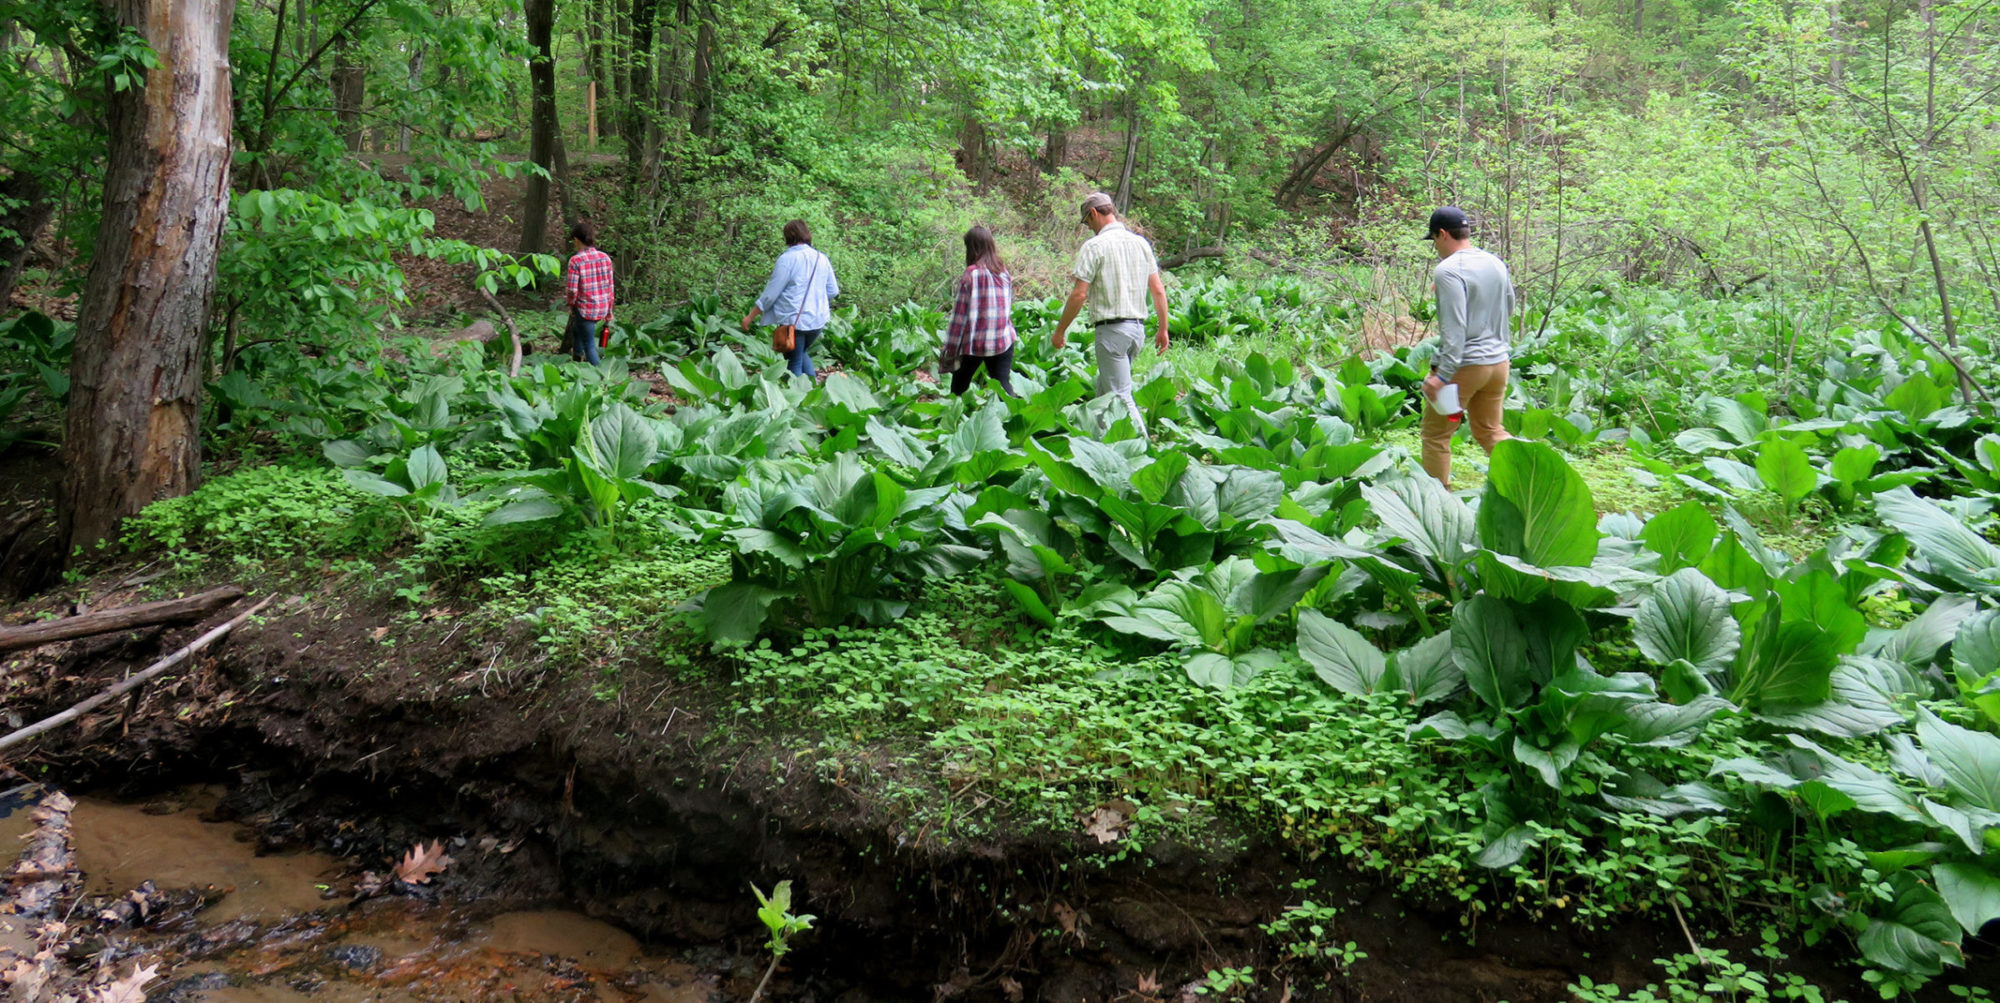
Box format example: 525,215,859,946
1159,246,1226,270
0,585,245,654
0,594,276,754
477,287,525,377
7,789,75,917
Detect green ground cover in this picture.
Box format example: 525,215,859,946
36,275,2000,999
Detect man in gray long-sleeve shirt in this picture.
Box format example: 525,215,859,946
1419,206,1514,487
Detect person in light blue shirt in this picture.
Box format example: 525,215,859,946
741,219,840,378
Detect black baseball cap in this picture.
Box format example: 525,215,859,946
1424,206,1468,239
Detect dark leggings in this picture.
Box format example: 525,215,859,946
949,345,1019,398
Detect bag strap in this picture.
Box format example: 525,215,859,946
791,251,820,328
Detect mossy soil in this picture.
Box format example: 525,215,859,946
3,553,1960,1003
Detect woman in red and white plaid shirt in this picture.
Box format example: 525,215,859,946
942,226,1019,398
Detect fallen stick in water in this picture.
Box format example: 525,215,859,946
0,585,247,654
0,594,276,754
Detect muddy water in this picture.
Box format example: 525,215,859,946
4,790,722,1003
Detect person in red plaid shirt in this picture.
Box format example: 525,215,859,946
941,226,1019,398
563,221,614,365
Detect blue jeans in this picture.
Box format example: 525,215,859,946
786,328,822,378
567,311,602,365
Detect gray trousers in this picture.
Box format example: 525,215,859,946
1093,320,1149,437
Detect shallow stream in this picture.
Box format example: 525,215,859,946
2,787,725,1003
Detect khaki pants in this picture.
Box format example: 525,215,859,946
1422,361,1512,487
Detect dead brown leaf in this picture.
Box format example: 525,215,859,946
3,957,50,1003
369,626,390,641
1051,902,1089,946
999,975,1023,1002
394,841,452,885
1082,806,1128,844
87,962,157,1003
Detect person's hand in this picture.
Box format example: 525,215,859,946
1052,328,1067,351
1422,373,1445,399
740,313,755,333
1155,326,1170,355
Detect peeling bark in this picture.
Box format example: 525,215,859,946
59,0,236,556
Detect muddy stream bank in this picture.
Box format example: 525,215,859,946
4,590,1978,1002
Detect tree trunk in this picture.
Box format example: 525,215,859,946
586,0,614,137
332,41,364,153
1114,96,1140,212
400,47,423,152
61,0,236,556
520,0,558,256
624,0,656,177
689,2,715,139
0,171,54,308
958,117,991,188
1037,124,1067,175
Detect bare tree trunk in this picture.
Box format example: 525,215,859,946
623,0,656,179
583,0,608,139
1114,94,1140,212
520,0,558,255
1037,124,1068,175
689,2,715,139
400,47,423,152
958,117,991,188
61,0,236,556
332,41,364,153
0,171,54,308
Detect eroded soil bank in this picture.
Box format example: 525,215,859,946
2,587,1983,1002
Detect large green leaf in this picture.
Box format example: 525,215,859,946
1871,594,1979,665
1129,450,1190,504
322,439,374,469
1001,579,1057,628
1453,595,1531,711
1932,863,2000,936
1640,502,1717,574
1216,467,1284,522
1915,707,2000,810
482,492,563,526
1776,568,1867,655
1856,873,1964,976
1298,610,1391,696
1390,632,1462,707
1362,476,1475,565
1477,439,1598,569
1512,735,1580,790
1732,609,1839,708
1186,649,1283,692
1615,696,1730,746
407,445,448,492
1754,437,1815,503
700,582,788,644
588,404,656,480
1706,396,1767,444
1875,487,2000,591
342,469,410,497
1634,568,1741,673
1067,436,1134,493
